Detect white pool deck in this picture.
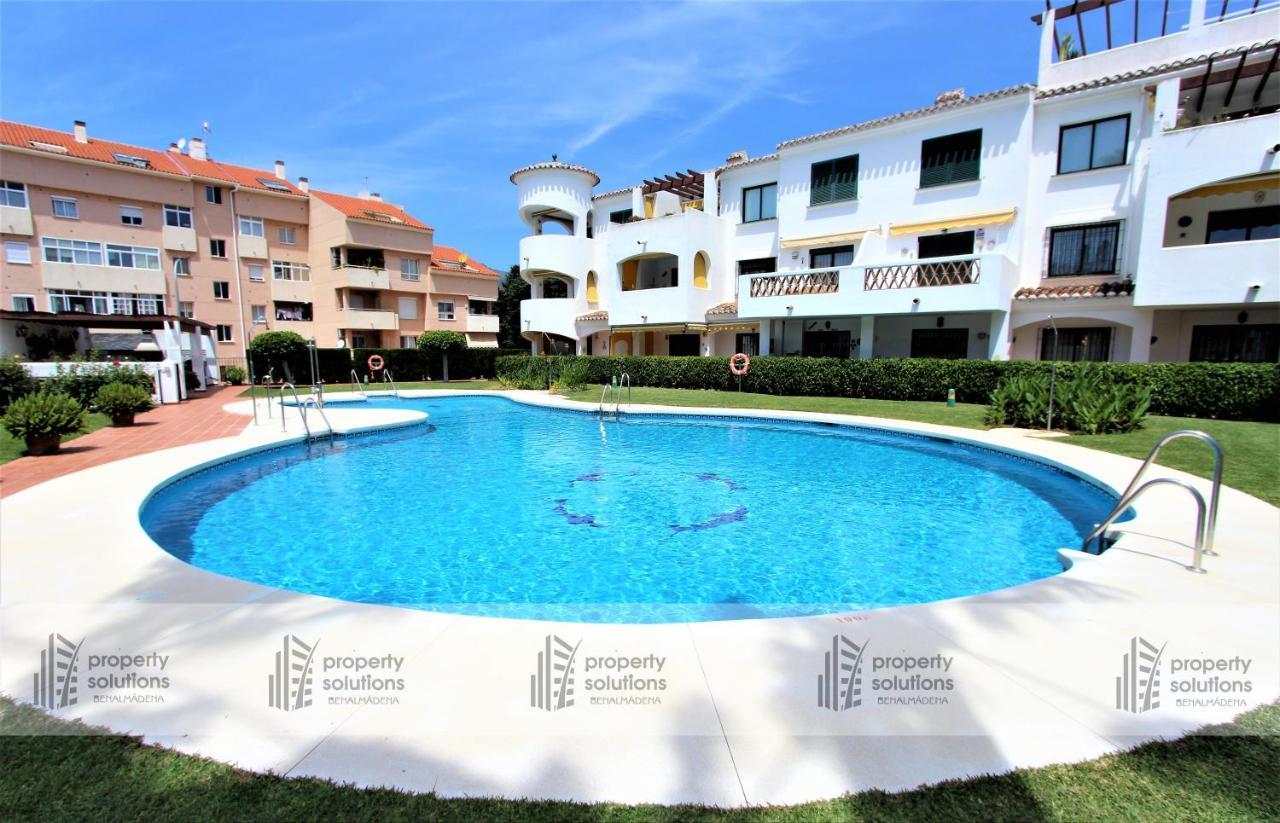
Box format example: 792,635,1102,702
1,389,1276,807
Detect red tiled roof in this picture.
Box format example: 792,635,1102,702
431,244,498,276
310,189,431,231
706,302,738,317
0,120,188,176
177,155,304,195
1014,281,1134,299
577,310,608,321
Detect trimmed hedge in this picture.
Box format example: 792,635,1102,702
495,355,1280,422
249,348,352,385
352,348,528,382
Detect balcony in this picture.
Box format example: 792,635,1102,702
467,313,499,334
1134,239,1280,307
42,262,166,295
273,320,315,336
736,254,1017,319
336,266,390,290
520,297,581,340
270,276,312,303
336,308,398,330
237,233,268,260
519,234,592,282
0,205,32,236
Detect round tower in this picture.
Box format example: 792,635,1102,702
510,160,599,238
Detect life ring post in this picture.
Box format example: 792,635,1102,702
367,354,385,372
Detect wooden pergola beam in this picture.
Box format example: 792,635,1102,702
1223,53,1249,107
1253,45,1280,104
1030,0,1122,24
1195,56,1216,112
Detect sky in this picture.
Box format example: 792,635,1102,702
1,1,1048,271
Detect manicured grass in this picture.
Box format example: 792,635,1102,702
236,380,504,398
0,412,110,465
1,695,1276,821
567,386,1279,505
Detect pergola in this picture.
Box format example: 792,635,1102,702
641,169,705,201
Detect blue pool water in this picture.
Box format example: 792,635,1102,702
142,396,1119,622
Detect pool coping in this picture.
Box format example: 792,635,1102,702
1,389,1276,807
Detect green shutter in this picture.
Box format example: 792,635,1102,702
831,155,858,201
810,160,833,205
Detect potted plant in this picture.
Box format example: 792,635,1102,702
222,364,247,386
94,382,155,427
1,392,85,455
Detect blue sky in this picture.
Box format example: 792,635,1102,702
1,1,1045,270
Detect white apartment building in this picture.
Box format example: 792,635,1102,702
514,0,1279,364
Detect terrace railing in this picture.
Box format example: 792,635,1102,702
864,257,981,291
749,269,840,298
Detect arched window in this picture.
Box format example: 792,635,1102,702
586,271,599,304
693,251,709,289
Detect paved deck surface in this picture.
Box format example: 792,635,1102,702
0,386,247,499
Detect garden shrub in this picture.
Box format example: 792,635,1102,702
0,357,37,411
247,332,308,382
984,372,1051,429
221,365,247,385
495,355,1278,422
93,382,155,418
984,365,1152,433
1,392,85,441
42,363,155,407
352,348,528,382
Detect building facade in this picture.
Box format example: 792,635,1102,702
0,121,499,367
514,0,1279,364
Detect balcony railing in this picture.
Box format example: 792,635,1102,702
864,257,980,290
749,269,840,298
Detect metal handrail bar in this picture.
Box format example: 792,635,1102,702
383,368,399,397
303,393,335,443
1113,430,1223,554
279,382,311,440
1083,477,1208,573
598,382,611,414
350,369,367,399
616,372,631,415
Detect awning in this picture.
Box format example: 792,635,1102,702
780,227,879,249
611,323,708,334
888,208,1017,236
706,322,760,333
467,295,498,302
465,334,498,348
1171,173,1278,201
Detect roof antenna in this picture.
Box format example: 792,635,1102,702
551,153,558,162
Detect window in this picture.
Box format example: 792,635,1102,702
11,295,36,312
42,237,103,265
810,154,859,205
737,257,776,276
810,245,855,269
742,183,777,223
173,256,190,276
918,231,975,259
178,301,194,319
735,332,760,356
4,241,31,264
920,129,981,188
609,208,633,224
802,330,850,358
1205,206,1280,244
910,328,969,359
106,243,161,270
469,300,491,315
398,296,418,320
251,305,267,324
238,215,264,237
216,324,233,343
400,335,417,349
247,263,265,282
330,247,343,268
400,258,420,280
0,180,27,208
120,205,143,226
1040,327,1112,361
278,226,296,244
274,301,311,321
209,239,226,257
112,152,150,169
213,281,230,300
1058,115,1129,174
437,300,455,320
1190,324,1280,362
1048,222,1121,276
49,290,108,314
272,260,310,281
667,334,700,356
113,293,162,315
205,185,223,205
163,204,192,228
51,196,78,219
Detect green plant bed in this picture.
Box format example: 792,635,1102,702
1,695,1277,821
236,380,504,398
0,412,108,464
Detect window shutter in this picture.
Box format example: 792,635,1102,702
832,155,858,201
810,161,833,205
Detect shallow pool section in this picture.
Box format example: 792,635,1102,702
142,396,1119,622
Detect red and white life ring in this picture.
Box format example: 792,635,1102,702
729,353,751,377
367,354,385,371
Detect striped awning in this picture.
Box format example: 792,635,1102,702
888,207,1017,235
1171,173,1278,200
780,227,878,249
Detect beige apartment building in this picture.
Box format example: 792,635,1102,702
0,119,500,366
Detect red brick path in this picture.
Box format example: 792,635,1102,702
1,386,248,499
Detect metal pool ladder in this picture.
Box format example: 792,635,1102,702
279,382,335,444
382,368,399,397
1082,430,1223,573
597,372,631,418
349,369,367,400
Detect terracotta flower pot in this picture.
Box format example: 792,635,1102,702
111,412,136,427
25,433,61,456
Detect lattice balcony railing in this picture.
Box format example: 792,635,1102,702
863,258,980,291
749,269,840,298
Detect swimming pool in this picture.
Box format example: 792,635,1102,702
141,396,1119,622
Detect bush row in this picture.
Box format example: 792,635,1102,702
494,355,1279,421
351,348,529,382
248,348,354,385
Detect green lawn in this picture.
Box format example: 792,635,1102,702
566,386,1279,505
1,696,1276,821
0,412,110,465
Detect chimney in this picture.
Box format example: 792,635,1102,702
725,149,747,164
935,88,966,105
73,120,88,144
369,192,382,202
274,160,286,180
298,176,309,193
168,142,181,154
189,137,207,161
357,189,370,200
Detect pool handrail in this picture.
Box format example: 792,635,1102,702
350,369,367,400
1082,477,1208,573
616,372,631,415
1114,430,1223,555
383,368,399,397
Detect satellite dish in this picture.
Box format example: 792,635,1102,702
177,138,187,150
